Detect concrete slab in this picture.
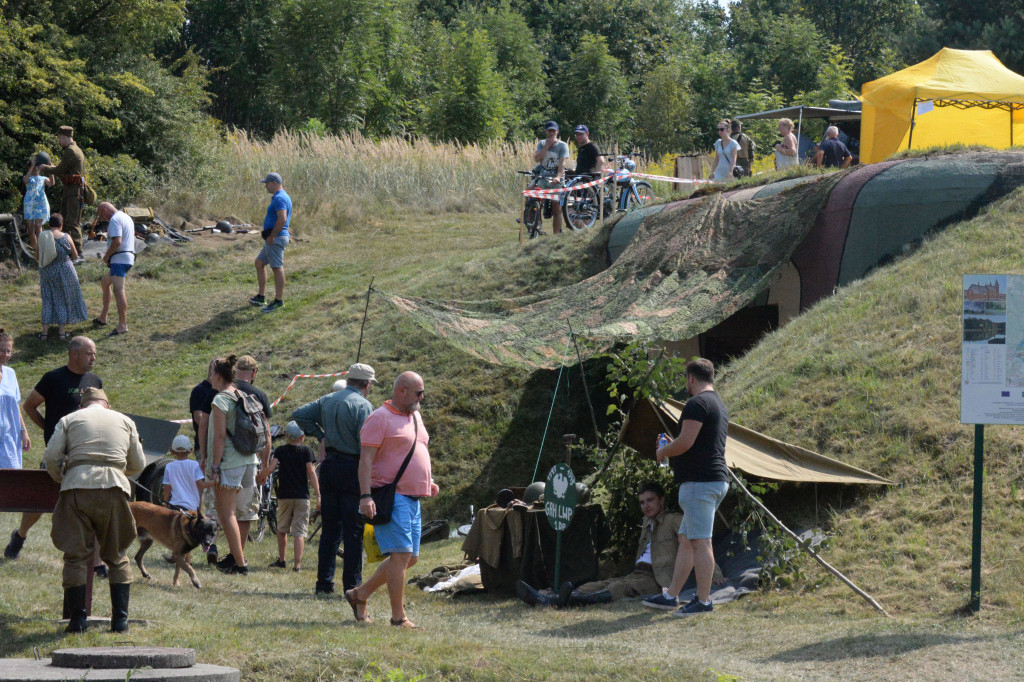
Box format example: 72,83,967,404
51,647,194,669
0,660,239,682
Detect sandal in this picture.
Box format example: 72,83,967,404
92,318,107,326
390,618,423,630
37,333,48,341
57,332,68,341
344,588,371,623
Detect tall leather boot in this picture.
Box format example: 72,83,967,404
110,583,130,633
64,585,88,633
569,589,612,606
516,580,556,607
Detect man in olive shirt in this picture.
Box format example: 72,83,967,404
38,125,87,255
44,388,145,633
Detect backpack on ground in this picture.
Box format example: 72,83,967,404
228,391,269,455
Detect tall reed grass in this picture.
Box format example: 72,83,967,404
152,130,533,234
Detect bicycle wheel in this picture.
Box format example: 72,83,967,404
626,182,655,212
522,199,542,238
562,184,599,231
267,497,278,536
247,483,269,542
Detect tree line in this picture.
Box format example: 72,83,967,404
2,0,1021,206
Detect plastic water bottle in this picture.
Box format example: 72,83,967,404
656,433,670,467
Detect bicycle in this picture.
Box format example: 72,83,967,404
517,169,556,239
247,468,278,542
560,155,655,231
0,213,34,270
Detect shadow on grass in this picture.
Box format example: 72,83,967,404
149,304,254,344
0,615,65,657
532,610,661,638
767,629,1023,662
10,329,75,367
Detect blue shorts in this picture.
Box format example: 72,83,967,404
373,494,421,556
677,480,729,540
109,263,132,278
257,234,289,268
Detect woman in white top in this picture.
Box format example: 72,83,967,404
712,120,740,182
774,118,799,169
0,329,31,470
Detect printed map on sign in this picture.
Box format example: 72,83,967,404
962,275,1024,425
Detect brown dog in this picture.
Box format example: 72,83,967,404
130,502,218,589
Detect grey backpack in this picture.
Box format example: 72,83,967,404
228,391,269,455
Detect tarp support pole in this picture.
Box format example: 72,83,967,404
796,108,803,162
970,423,984,612
908,98,918,151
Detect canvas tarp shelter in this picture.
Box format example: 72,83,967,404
860,48,1024,164
622,398,893,485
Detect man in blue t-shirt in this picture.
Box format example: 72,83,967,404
643,358,730,617
815,126,853,170
250,172,292,313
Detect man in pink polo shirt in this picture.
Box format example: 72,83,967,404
346,371,438,629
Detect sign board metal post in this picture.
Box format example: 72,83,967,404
970,424,984,612
544,463,578,590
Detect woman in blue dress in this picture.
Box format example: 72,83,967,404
0,329,31,470
38,214,87,341
22,153,54,256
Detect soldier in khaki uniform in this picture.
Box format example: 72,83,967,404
517,482,696,607
38,125,87,254
44,388,145,633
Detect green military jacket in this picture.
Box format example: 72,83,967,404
636,509,682,589
43,142,86,189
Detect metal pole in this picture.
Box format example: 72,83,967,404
554,530,563,589
567,322,602,446
970,423,984,612
908,98,918,151
796,108,803,164
355,276,374,363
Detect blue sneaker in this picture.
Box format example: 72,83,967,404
641,590,679,611
673,597,713,617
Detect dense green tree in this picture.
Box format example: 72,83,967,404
799,0,917,87
422,23,511,142
905,0,1024,77
551,34,629,145
634,60,696,156
458,2,548,137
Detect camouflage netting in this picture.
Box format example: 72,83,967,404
380,174,843,369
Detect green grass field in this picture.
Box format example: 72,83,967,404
2,173,1024,679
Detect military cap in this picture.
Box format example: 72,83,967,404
57,126,74,137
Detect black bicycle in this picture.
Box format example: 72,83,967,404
560,155,655,231
517,169,555,239
247,468,278,542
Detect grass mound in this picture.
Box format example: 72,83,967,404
720,186,1024,616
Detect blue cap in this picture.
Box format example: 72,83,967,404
544,121,559,131
574,125,589,134
260,172,282,184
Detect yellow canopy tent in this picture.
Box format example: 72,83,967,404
860,48,1024,164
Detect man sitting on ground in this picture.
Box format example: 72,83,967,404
516,481,682,607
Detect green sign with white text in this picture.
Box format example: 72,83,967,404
544,463,578,531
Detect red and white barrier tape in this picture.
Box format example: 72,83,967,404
169,370,349,423
522,170,709,198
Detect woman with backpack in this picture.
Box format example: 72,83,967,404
207,355,270,575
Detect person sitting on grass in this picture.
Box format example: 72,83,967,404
516,481,683,607
265,421,321,571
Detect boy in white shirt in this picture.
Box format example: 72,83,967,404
162,435,215,514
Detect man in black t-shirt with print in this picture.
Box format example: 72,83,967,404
643,358,729,617
4,336,101,560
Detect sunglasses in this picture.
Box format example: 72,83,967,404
717,127,728,131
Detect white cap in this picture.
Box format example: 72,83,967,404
171,434,193,452
284,421,304,439
332,379,347,391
